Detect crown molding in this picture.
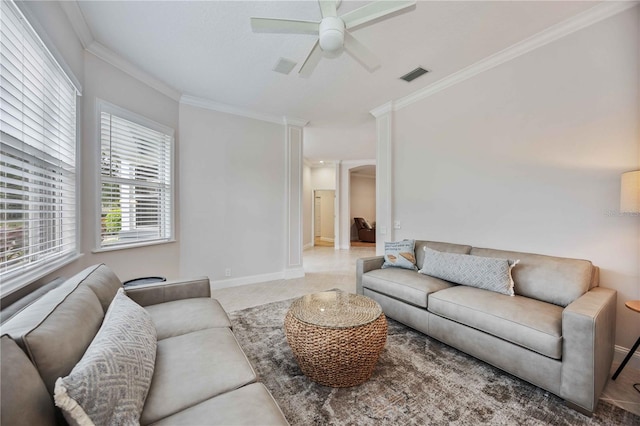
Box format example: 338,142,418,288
374,1,639,114
59,1,94,49
181,94,302,126
370,101,394,118
87,42,181,101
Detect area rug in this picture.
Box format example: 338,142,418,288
229,298,640,426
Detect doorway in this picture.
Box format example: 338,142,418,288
349,165,376,248
313,190,335,247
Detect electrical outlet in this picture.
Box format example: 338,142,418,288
394,220,401,229
224,268,231,277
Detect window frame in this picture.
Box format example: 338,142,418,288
94,99,175,252
0,0,81,296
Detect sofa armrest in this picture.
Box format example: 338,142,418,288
124,277,211,307
560,287,616,413
356,256,384,295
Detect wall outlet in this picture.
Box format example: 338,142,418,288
224,268,231,277
394,220,401,229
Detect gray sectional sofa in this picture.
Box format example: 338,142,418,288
1,264,288,425
357,240,616,415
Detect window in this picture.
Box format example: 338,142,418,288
0,0,79,291
98,101,174,250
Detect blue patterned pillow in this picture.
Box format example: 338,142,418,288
419,247,518,296
382,240,417,270
54,288,157,426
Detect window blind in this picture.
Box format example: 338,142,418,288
0,0,78,289
99,106,173,248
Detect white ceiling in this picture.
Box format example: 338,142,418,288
75,1,598,128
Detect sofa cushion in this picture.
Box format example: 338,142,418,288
470,247,593,307
148,383,288,426
382,240,417,270
82,264,123,312
141,328,257,425
145,298,232,340
362,268,454,308
1,266,107,393
419,247,517,296
429,286,563,359
1,336,56,426
415,240,472,270
54,289,157,426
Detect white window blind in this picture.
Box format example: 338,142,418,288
99,103,173,249
0,0,78,290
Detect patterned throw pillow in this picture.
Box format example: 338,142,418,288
419,247,518,296
54,288,157,426
382,240,418,270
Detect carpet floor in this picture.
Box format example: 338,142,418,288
230,298,640,426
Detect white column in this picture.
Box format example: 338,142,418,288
334,161,341,250
370,102,394,256
284,117,307,278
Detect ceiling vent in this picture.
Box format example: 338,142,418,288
273,58,297,75
400,67,429,82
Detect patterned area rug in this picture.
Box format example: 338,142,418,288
230,298,640,426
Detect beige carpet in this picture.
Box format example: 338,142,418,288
230,298,640,426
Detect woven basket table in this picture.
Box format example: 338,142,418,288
284,290,387,388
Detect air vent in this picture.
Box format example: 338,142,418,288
400,67,429,82
273,58,297,75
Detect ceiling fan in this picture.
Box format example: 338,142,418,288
250,0,416,77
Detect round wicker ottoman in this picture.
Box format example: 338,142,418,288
284,290,387,387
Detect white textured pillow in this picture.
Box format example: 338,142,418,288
382,240,417,270
419,247,518,296
54,288,157,426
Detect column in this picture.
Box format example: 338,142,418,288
284,117,307,278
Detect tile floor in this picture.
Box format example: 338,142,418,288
212,245,640,417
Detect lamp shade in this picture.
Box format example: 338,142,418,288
620,171,640,213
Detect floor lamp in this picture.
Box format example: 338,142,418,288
611,171,640,393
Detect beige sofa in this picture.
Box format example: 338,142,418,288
357,240,616,415
1,264,288,425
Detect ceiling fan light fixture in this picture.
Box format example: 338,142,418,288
319,17,345,52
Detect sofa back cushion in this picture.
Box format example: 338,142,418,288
1,264,122,393
469,248,595,307
1,336,56,426
415,240,472,270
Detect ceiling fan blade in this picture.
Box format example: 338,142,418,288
250,17,319,34
343,32,380,72
341,0,416,30
318,0,338,18
299,40,323,78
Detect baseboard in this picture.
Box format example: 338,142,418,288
211,267,306,289
303,242,313,250
614,344,640,370
320,237,334,243
212,271,285,289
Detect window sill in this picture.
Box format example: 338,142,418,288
92,239,176,254
1,252,84,300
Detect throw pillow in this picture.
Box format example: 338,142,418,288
382,240,417,270
419,247,518,296
54,288,157,426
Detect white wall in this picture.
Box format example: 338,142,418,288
79,52,181,282
390,8,639,350
304,121,376,162
179,103,285,286
310,166,336,190
13,1,182,291
350,175,376,240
